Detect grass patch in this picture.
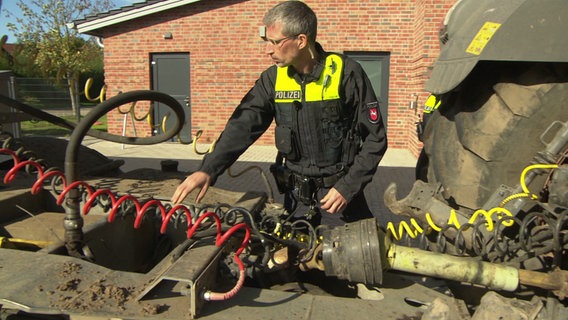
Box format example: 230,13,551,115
20,114,107,137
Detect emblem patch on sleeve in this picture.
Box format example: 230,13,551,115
366,102,380,124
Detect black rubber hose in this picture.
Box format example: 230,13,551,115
1,93,72,127
65,90,184,180
62,90,185,257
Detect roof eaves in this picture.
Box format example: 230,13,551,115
71,0,201,36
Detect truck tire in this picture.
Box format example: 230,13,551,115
422,62,568,211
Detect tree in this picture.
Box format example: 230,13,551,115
5,0,113,114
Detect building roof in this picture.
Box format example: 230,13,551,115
1,43,18,56
68,0,201,37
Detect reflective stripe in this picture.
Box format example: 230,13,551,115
275,54,343,103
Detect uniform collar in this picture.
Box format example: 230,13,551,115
288,42,327,83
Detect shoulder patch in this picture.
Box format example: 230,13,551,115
365,101,380,124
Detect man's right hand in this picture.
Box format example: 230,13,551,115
170,171,212,204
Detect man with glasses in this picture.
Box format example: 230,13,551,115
171,0,387,226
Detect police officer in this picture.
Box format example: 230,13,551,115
171,0,387,224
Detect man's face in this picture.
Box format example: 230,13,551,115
264,23,300,67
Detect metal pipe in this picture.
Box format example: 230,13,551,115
386,243,519,291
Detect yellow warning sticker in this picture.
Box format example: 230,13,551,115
466,22,502,55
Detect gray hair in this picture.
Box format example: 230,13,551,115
263,1,317,43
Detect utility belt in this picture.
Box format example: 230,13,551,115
270,162,345,205
292,171,345,189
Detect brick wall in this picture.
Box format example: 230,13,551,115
101,0,456,157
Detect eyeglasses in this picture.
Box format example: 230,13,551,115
262,34,299,47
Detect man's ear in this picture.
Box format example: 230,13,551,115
297,34,308,49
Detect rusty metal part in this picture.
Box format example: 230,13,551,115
384,180,436,217
519,268,568,300
299,243,324,271
384,181,476,248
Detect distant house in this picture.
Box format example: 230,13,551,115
70,0,456,157
1,43,17,57
1,36,20,68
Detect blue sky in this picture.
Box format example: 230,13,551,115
1,0,137,42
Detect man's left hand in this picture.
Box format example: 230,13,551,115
320,187,347,214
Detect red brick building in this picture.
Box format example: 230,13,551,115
71,0,456,157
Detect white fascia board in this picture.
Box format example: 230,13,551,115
74,0,201,34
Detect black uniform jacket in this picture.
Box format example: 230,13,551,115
199,43,387,203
